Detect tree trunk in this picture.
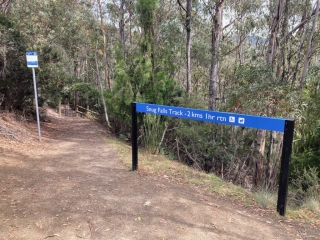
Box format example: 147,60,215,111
95,44,111,127
253,129,266,187
119,0,126,59
267,0,284,70
58,98,61,117
186,0,192,95
0,46,6,80
278,0,289,81
0,0,12,14
300,0,320,90
291,24,308,88
97,0,111,90
208,0,224,111
74,91,79,117
265,131,276,188
270,133,283,188
177,0,192,95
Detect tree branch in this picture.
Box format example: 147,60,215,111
177,0,186,13
179,141,202,170
223,15,242,31
155,122,168,154
223,36,247,56
280,10,316,44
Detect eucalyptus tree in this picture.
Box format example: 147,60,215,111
177,0,192,94
96,0,111,90
8,0,102,109
300,0,320,90
105,0,135,58
200,0,260,110
0,0,30,111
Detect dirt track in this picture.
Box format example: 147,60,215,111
0,110,319,239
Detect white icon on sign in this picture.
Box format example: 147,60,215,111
238,118,245,124
229,116,235,123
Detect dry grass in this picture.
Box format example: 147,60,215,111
253,189,277,209
106,135,320,225
105,135,253,204
302,197,320,213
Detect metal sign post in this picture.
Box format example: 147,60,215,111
132,102,294,216
132,102,138,171
26,52,41,141
277,120,294,216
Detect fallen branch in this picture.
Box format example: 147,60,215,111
155,122,168,154
44,234,60,239
87,218,95,238
178,140,202,170
0,123,21,141
176,138,181,162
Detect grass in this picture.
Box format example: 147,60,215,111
105,135,252,203
104,134,320,223
302,197,320,213
253,189,277,209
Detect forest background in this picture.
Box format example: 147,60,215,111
0,0,319,212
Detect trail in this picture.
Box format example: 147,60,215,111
0,109,318,239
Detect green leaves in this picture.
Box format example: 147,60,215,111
136,0,157,36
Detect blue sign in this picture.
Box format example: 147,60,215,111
136,102,286,132
26,52,38,67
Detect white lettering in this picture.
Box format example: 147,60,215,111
206,113,215,120
192,112,203,118
157,107,168,114
217,116,227,122
169,109,183,116
146,106,157,114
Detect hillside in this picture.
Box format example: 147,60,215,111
0,110,319,239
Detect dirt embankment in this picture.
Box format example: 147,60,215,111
0,109,319,240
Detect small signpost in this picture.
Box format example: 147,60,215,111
26,52,41,141
132,102,294,216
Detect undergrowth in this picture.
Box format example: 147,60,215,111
105,135,320,222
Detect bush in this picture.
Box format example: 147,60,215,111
289,167,320,212
290,167,320,198
302,197,320,213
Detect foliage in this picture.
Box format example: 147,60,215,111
290,167,320,200
72,82,101,111
0,13,30,110
108,0,177,138
292,69,320,173
136,0,157,38
288,166,320,214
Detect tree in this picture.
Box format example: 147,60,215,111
177,0,192,94
300,0,320,90
96,0,111,90
208,0,224,111
95,43,111,127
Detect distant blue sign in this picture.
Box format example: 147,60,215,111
136,102,286,132
26,52,38,68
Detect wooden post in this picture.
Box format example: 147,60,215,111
75,91,78,117
58,99,61,117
